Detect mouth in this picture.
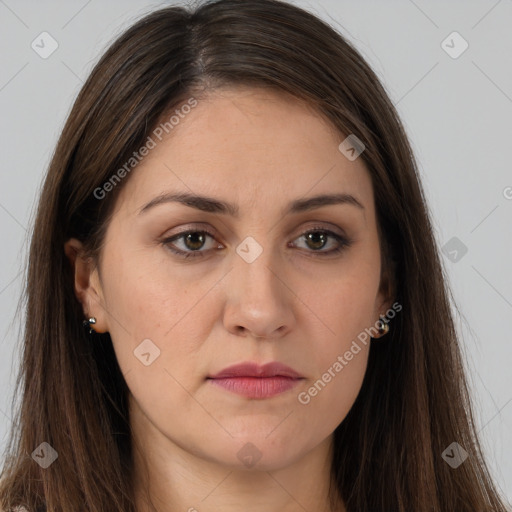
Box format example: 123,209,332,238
207,361,304,399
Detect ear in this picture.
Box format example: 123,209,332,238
372,269,396,338
64,238,109,333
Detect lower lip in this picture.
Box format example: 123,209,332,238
208,376,302,399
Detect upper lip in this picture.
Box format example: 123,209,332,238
208,362,303,379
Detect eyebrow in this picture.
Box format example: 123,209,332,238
138,191,365,217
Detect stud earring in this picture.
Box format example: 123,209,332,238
376,315,389,336
83,317,97,334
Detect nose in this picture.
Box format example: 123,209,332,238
222,244,296,340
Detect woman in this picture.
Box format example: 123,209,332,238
0,0,509,511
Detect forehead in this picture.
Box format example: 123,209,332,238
115,86,374,219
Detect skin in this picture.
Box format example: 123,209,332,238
65,86,392,512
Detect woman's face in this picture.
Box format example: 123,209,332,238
69,86,391,471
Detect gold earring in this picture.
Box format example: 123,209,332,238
377,315,389,336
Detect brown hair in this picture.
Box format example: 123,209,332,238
0,0,509,510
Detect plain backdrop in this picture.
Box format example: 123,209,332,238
0,0,511,504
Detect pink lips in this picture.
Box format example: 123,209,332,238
207,362,304,399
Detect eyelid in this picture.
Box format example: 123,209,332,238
162,221,345,241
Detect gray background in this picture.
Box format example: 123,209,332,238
0,0,511,503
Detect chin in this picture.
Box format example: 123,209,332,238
203,431,311,472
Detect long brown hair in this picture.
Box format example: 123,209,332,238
0,0,509,510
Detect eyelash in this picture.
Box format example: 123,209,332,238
161,225,352,260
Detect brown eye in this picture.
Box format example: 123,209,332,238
304,231,328,250
162,230,220,259
183,232,207,251
291,228,352,256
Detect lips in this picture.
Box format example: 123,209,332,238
207,362,304,399
208,361,303,379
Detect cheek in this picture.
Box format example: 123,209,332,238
100,246,219,380
299,262,381,350
292,257,379,416
293,338,370,446
101,264,214,425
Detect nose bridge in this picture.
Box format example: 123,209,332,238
222,233,295,338
231,234,284,303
